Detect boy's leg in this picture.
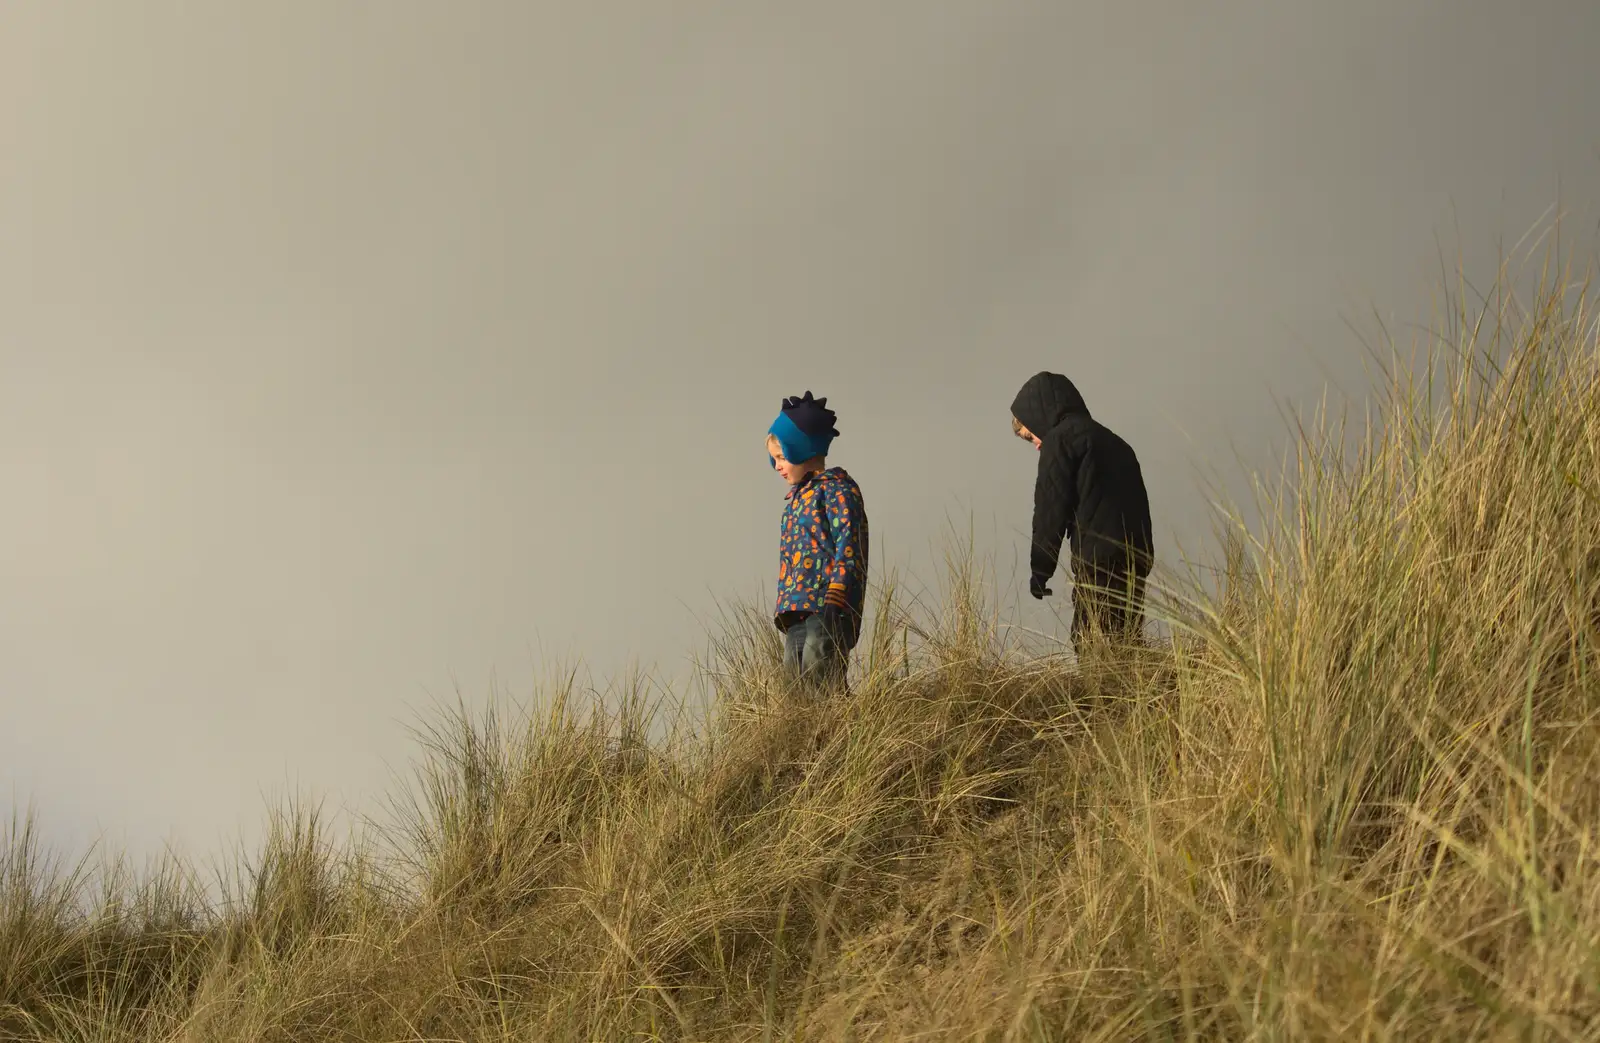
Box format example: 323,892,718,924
781,618,808,678
798,613,849,691
1071,560,1142,646
1070,560,1109,645
1071,585,1108,645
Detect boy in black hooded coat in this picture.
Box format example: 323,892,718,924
1010,371,1154,644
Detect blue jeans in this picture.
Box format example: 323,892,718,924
781,612,848,690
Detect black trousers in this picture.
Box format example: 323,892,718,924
1070,557,1148,643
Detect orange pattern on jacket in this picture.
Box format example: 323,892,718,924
774,467,868,624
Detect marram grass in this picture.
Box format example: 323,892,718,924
4,252,1600,1041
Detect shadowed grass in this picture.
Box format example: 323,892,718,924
2,239,1599,1040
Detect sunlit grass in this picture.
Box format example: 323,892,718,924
3,236,1598,1040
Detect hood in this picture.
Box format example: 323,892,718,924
1010,372,1090,436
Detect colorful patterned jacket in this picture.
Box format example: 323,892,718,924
774,467,869,638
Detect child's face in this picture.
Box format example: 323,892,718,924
769,443,815,485
1014,420,1042,450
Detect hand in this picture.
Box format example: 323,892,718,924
1029,574,1053,600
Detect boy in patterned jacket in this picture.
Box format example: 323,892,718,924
766,391,869,689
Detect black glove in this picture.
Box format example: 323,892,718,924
1029,574,1053,600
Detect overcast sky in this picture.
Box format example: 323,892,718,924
3,0,1598,869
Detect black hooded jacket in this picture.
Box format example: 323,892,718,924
1011,372,1153,583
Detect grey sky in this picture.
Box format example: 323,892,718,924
3,1,1598,868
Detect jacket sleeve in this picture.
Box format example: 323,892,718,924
821,485,868,612
1030,431,1079,582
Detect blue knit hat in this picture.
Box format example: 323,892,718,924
767,390,838,467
